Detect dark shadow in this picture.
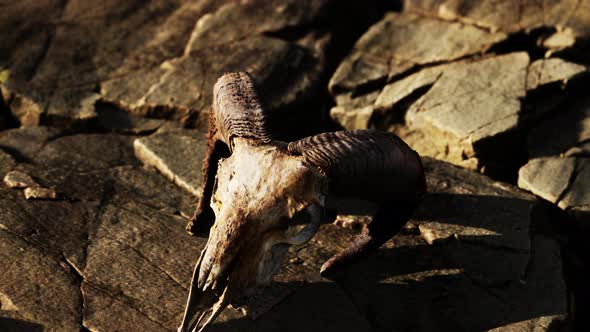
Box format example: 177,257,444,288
560,207,590,332
0,93,19,131
0,318,44,332
205,193,572,332
263,1,403,142
487,26,556,61
523,83,590,159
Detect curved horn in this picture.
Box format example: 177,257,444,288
286,203,322,246
287,130,426,276
186,72,273,235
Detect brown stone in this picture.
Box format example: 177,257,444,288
0,1,333,127
0,132,203,330
134,129,207,196
3,170,37,189
329,12,506,95
405,0,590,39
519,156,590,220
0,126,63,162
403,53,528,169
23,186,58,200
337,53,586,171
518,157,576,204
0,231,82,331
526,58,587,90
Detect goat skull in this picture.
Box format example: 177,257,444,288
178,72,426,332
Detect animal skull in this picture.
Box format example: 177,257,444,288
200,139,325,297
178,72,426,332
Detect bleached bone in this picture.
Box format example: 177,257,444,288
178,72,426,332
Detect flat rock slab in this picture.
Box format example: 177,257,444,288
403,52,528,169
0,126,64,162
329,12,506,95
328,7,588,174
332,49,586,171
0,0,334,127
526,58,587,90
0,132,202,331
134,129,207,196
519,156,590,222
405,0,590,39
519,92,590,222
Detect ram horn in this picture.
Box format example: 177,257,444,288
186,72,274,235
287,130,426,277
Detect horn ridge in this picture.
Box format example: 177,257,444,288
214,72,273,145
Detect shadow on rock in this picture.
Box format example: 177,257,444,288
205,193,568,332
0,318,44,332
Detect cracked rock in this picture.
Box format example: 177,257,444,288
405,0,590,40
134,129,207,196
0,0,335,128
330,158,567,331
526,58,587,90
403,53,529,170
520,92,590,222
0,231,82,330
0,0,196,127
519,157,590,221
81,282,169,332
329,12,506,95
0,126,64,162
333,50,586,172
0,132,202,330
102,34,325,127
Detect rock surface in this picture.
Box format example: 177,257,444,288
0,0,338,128
0,127,569,331
330,6,587,173
526,58,587,90
329,12,506,94
0,1,586,331
405,0,590,38
519,157,590,221
518,94,590,222
134,129,207,196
